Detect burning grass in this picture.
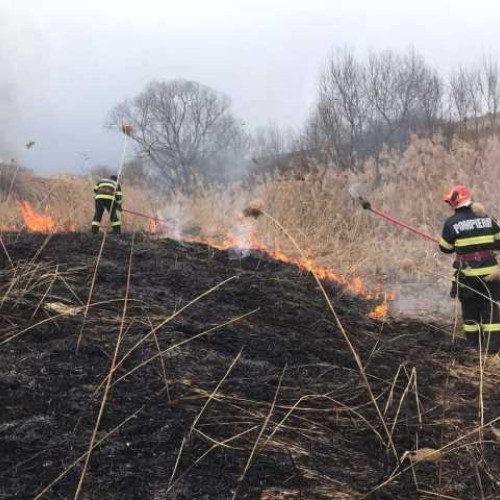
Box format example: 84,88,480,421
2,134,500,497
0,165,157,234
1,233,500,499
16,200,58,232
0,177,393,317
4,135,500,321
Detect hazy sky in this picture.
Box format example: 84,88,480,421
2,0,500,174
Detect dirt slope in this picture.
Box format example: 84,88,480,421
1,233,499,499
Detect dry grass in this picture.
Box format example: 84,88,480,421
157,136,500,288
0,167,159,232
3,135,500,291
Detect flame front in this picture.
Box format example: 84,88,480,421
17,201,57,233
171,221,393,318
3,201,75,233
4,203,392,318
149,218,160,234
368,301,390,319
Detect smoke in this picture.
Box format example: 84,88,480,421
391,282,455,320
155,194,259,260
156,202,201,241
227,219,255,260
0,4,47,162
0,16,18,159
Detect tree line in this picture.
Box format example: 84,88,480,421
306,49,500,170
106,49,500,193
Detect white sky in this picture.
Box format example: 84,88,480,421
2,0,500,173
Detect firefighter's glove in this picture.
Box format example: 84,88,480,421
118,205,123,212
360,199,371,210
485,268,500,282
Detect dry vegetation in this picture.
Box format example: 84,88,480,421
2,135,500,313
157,136,500,293
0,164,159,232
3,135,500,498
2,232,500,499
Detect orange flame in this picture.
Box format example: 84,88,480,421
3,201,76,233
368,301,390,319
17,201,57,233
5,204,393,318
149,218,160,234
166,222,393,318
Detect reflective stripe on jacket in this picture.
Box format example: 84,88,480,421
93,178,123,204
439,204,500,276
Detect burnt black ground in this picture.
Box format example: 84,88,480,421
1,233,499,499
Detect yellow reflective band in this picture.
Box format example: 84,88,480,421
461,265,500,277
111,221,122,227
495,232,500,241
482,323,500,332
91,221,101,227
455,235,495,247
463,323,480,332
98,182,117,189
115,191,123,196
95,194,116,201
439,237,454,250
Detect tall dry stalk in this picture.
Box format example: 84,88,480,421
246,206,402,467
4,135,500,292
73,233,135,499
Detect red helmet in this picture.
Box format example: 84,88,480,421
444,185,472,209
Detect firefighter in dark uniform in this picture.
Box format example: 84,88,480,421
91,175,123,234
439,185,500,350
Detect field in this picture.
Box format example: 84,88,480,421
2,137,500,498
3,136,500,317
2,232,500,499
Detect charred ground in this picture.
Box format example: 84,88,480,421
1,233,499,499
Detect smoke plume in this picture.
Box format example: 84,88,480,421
0,16,18,160
0,4,46,163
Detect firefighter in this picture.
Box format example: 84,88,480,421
439,185,500,350
91,175,122,234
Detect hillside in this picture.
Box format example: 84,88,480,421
1,233,499,499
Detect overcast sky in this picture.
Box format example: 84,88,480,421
2,0,500,174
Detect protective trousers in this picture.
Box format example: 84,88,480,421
460,277,500,350
91,199,121,233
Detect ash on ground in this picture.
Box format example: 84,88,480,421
1,234,499,499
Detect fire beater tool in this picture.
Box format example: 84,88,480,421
348,184,439,244
121,208,173,225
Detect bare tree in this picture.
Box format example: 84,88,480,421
479,57,500,134
365,49,435,152
447,61,500,147
107,79,246,193
309,49,500,165
311,48,446,169
251,123,299,166
449,69,474,131
249,123,316,181
315,49,368,169
418,68,444,137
